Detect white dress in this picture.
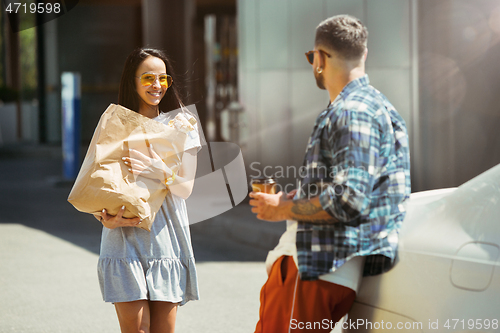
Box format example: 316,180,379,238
97,111,201,305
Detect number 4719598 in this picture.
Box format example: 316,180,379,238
5,2,61,14
444,319,498,330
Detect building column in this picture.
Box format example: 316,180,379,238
4,11,21,140
141,0,196,101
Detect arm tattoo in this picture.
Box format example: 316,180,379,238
290,198,338,224
291,200,323,216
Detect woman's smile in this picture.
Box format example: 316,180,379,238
147,90,163,98
135,56,168,117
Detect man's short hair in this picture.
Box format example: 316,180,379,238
315,15,368,60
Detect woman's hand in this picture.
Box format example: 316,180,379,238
96,206,142,229
122,144,173,182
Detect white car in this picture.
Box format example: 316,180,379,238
344,164,500,332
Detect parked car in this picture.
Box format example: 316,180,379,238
344,164,500,332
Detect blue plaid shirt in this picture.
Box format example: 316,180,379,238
295,75,411,280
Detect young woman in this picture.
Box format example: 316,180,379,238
95,48,201,333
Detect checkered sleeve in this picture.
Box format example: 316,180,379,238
319,101,381,222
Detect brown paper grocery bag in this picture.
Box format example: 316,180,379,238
68,103,189,231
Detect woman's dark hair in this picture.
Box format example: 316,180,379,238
118,47,183,113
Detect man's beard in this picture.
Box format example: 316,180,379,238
315,71,326,90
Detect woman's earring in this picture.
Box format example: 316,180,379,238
316,67,323,74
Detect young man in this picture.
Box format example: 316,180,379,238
249,15,411,332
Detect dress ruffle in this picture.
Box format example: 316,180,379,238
98,256,199,306
98,189,199,305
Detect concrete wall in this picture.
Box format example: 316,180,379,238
238,0,417,187
0,102,39,144
418,0,500,190
55,3,142,143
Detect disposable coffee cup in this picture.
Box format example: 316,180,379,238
250,177,277,194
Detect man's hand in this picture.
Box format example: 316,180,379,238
249,191,291,222
95,206,142,229
250,189,339,224
286,189,298,200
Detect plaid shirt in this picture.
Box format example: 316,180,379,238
295,75,411,280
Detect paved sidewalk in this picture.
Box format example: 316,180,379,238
0,144,280,332
190,201,286,251
0,222,271,333
0,223,120,332
0,144,343,333
0,143,286,252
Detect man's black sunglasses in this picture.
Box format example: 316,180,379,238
305,49,332,64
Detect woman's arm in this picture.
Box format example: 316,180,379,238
168,147,198,199
122,145,198,199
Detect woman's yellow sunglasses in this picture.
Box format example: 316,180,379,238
136,73,173,88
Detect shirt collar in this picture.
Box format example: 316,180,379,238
337,74,370,101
